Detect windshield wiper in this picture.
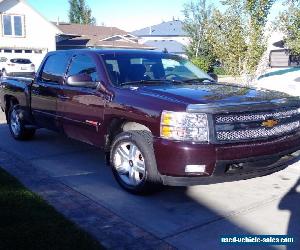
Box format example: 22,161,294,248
120,79,183,86
183,78,215,84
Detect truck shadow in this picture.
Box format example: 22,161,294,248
278,177,300,250
0,117,295,250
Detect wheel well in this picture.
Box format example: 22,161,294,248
105,119,152,152
122,122,151,133
4,95,19,121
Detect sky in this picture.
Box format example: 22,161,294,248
27,0,285,32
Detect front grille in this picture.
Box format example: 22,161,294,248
215,108,300,142
217,121,299,141
215,109,299,124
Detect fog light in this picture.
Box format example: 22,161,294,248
226,163,243,173
185,165,206,174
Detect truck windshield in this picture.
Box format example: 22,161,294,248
101,53,214,86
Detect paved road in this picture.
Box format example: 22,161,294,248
0,111,299,249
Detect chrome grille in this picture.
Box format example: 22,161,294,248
215,108,300,142
216,109,298,124
217,121,300,141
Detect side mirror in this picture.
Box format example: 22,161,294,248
66,73,98,88
208,72,218,82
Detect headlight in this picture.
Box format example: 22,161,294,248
160,111,209,142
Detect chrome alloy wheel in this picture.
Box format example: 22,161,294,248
113,142,146,186
10,109,21,136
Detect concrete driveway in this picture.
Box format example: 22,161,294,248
0,111,299,250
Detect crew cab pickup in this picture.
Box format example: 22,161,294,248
1,49,300,194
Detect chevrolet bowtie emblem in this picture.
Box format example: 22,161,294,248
262,119,278,128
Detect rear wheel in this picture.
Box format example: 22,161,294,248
8,105,35,140
110,131,162,194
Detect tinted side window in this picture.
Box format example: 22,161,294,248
41,53,70,84
68,54,98,82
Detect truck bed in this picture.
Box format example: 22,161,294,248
0,76,33,115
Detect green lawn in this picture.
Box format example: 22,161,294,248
0,168,103,250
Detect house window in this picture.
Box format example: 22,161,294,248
2,14,25,37
15,50,23,53
25,50,32,53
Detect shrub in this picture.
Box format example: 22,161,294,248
191,56,211,72
214,67,227,75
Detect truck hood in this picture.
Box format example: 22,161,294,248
136,83,290,106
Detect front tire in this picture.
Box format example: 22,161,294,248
110,131,162,194
8,105,35,140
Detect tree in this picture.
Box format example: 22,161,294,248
278,1,300,55
183,0,275,76
69,0,80,23
206,1,247,76
68,0,96,25
244,0,275,73
183,0,215,70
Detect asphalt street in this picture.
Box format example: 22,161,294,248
0,111,299,250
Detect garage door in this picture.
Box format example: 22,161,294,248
270,50,289,67
0,48,47,68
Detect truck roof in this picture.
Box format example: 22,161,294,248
47,49,170,56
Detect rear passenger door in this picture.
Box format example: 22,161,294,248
31,53,70,131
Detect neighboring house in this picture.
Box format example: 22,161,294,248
0,0,61,67
132,20,189,57
253,31,300,91
55,22,153,50
268,31,299,67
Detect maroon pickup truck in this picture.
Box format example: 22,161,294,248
1,49,300,194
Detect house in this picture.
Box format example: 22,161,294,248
0,0,61,67
268,31,299,67
55,22,153,50
132,20,189,56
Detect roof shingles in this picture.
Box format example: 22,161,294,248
55,22,128,37
132,20,187,37
55,23,153,50
144,40,185,54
